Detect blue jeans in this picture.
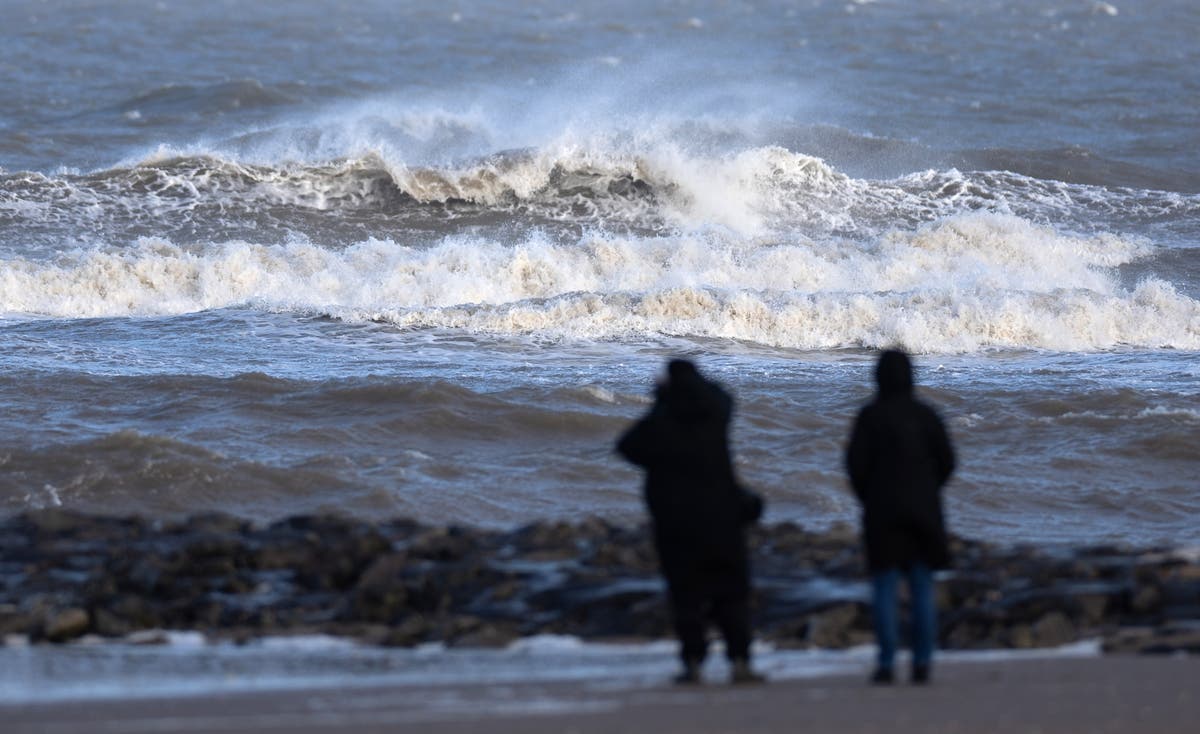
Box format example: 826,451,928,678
870,563,936,671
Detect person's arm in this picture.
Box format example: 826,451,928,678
927,409,956,486
845,409,872,502
616,415,657,468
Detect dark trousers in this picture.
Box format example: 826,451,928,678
669,586,752,664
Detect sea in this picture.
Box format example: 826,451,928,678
3,0,1198,552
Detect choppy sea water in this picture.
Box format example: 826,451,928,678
2,1,1198,547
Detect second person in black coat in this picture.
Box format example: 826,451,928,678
846,349,955,685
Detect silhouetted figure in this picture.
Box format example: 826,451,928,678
846,349,955,685
617,359,764,685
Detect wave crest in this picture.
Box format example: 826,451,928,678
5,145,1198,246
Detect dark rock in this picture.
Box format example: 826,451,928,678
253,543,316,571
589,538,657,572
103,594,163,630
1007,624,1035,649
575,516,616,546
941,572,996,608
178,513,249,536
511,521,581,560
380,615,431,647
1173,562,1200,582
533,578,669,638
181,533,245,561
1131,583,1163,614
945,619,992,650
351,553,410,623
805,602,866,648
0,604,36,637
22,510,92,536
1104,623,1200,655
486,578,522,602
823,522,858,546
1161,575,1200,608
448,621,520,649
1,510,1197,653
92,607,132,637
1031,611,1076,647
44,607,90,642
1102,626,1155,654
313,528,391,589
408,527,475,562
1075,593,1110,626
1138,625,1200,655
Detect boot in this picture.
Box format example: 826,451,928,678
730,658,766,685
870,667,894,685
911,663,931,685
674,657,702,685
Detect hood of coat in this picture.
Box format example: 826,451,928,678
875,349,914,397
657,359,731,423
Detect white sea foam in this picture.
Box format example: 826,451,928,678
1,213,1195,352
581,385,619,404
1135,406,1200,422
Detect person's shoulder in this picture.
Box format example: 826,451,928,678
912,397,949,423
703,378,734,413
854,400,881,422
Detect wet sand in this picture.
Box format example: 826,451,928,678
3,655,1197,734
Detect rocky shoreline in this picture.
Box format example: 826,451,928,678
1,510,1197,654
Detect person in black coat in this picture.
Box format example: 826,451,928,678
617,359,764,685
846,349,955,685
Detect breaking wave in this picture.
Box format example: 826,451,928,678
2,212,1196,353
4,147,1199,247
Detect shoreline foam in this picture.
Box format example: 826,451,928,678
0,632,1104,704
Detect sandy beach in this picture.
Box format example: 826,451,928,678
4,655,1196,734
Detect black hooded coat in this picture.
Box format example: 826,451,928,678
616,362,749,598
846,351,956,572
